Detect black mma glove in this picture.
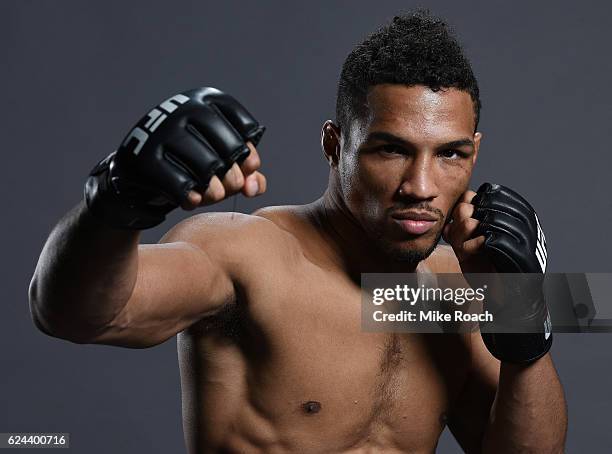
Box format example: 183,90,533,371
84,87,265,229
471,183,552,363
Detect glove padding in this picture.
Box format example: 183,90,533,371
471,183,552,363
84,87,265,229
472,183,547,274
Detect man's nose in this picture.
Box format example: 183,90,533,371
397,153,439,201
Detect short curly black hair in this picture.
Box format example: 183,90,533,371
336,9,481,135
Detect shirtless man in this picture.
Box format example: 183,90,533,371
29,11,567,453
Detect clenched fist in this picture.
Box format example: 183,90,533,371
84,87,267,229
443,183,552,363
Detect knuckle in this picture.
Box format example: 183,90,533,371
459,217,473,229
229,176,245,192
457,202,472,216
249,153,262,168
452,203,466,218
206,183,225,202
242,157,260,174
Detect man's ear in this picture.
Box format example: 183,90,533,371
472,131,482,165
321,120,341,167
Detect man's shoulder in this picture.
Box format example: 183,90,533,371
158,208,304,262
251,204,310,232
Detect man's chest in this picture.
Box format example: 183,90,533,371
186,260,471,452
239,264,469,427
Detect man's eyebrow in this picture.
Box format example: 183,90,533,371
365,132,475,149
441,138,475,149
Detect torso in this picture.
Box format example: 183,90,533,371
178,206,472,453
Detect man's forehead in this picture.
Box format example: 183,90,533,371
363,84,476,134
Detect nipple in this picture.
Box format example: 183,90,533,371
301,401,322,414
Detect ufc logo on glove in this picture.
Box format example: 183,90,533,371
535,213,547,273
122,93,190,156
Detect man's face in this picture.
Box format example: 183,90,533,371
338,84,481,262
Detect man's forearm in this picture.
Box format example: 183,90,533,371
29,199,141,341
482,354,567,453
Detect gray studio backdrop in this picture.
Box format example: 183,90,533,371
2,0,611,452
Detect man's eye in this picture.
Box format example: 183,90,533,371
379,145,403,155
439,149,460,159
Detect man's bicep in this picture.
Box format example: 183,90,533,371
447,332,500,453
91,226,235,348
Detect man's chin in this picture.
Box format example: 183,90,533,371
378,234,441,264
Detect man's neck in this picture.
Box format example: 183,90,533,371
307,188,419,280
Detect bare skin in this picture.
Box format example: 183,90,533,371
29,85,567,453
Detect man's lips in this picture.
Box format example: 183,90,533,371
391,211,439,235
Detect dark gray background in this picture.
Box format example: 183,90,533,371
2,0,611,452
